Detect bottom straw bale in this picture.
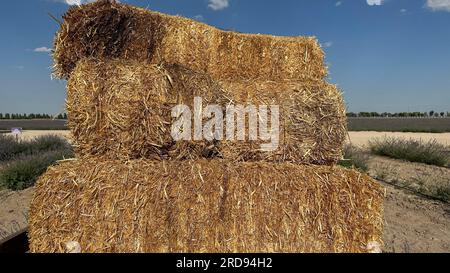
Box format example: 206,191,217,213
29,159,384,253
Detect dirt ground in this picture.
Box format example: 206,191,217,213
382,181,450,253
368,155,450,200
0,188,33,241
367,155,450,252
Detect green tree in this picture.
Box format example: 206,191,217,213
359,112,371,117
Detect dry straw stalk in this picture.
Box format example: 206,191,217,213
67,58,226,160
54,0,327,82
29,158,384,253
67,58,346,164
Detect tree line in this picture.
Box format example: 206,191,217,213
0,113,68,120
347,111,450,118
1,111,449,119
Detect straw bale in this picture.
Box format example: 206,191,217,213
67,58,225,160
67,59,346,163
29,158,384,253
220,80,347,164
53,0,327,81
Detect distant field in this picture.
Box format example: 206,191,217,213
348,118,450,133
1,118,449,133
3,130,449,149
1,130,72,141
348,132,450,147
0,119,67,130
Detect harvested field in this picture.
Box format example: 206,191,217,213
348,118,450,133
7,130,447,152
0,120,67,131
29,159,383,253
2,130,71,142
53,0,327,81
347,132,450,148
2,118,447,133
3,117,446,133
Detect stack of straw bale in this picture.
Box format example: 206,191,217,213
29,0,383,253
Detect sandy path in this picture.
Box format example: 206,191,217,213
4,130,450,148
348,131,450,147
4,130,72,141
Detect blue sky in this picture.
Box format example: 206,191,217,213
0,0,449,114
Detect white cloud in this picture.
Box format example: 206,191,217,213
208,0,229,11
426,0,450,12
34,47,52,53
400,8,407,13
367,0,384,6
193,15,205,22
59,0,97,5
323,41,333,48
335,1,342,7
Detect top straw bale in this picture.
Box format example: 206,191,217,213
53,0,328,81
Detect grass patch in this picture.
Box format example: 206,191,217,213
0,150,73,191
0,134,73,191
339,145,369,172
0,134,22,161
369,137,449,167
436,186,450,202
0,134,70,162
